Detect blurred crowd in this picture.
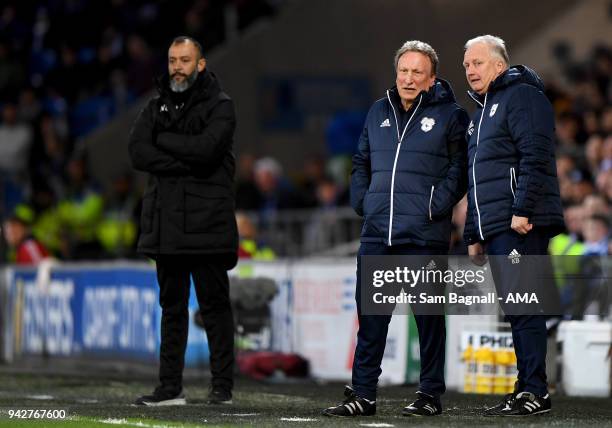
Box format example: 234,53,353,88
0,1,610,263
543,43,611,258
0,0,280,262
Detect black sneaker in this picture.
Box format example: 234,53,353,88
322,386,376,417
501,391,551,416
134,387,186,406
207,386,233,404
483,392,517,416
402,391,442,416
484,382,519,416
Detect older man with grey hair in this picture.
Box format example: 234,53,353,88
323,40,469,418
462,35,564,416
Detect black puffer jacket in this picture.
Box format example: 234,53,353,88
464,65,564,244
128,70,238,264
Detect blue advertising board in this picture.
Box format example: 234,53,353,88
4,263,209,365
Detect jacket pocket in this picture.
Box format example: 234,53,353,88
184,183,231,234
510,167,517,199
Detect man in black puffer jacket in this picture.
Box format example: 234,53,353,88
129,36,237,406
463,35,564,417
323,40,469,418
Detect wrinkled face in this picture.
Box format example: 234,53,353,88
395,51,435,110
463,42,506,95
168,41,206,92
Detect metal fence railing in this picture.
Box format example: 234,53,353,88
241,206,362,258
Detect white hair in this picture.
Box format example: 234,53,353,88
464,35,509,65
254,157,282,177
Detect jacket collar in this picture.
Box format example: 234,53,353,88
467,64,545,106
388,77,456,110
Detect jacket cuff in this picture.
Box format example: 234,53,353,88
512,207,533,218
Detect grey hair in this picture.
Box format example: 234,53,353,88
394,40,439,75
254,157,282,177
464,35,509,65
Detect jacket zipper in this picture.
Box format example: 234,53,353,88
472,92,487,241
386,91,422,246
429,185,435,221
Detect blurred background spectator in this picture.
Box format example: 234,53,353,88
2,204,49,265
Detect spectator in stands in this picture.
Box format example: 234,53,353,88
567,169,595,204
235,153,262,210
324,40,468,418
125,35,157,96
585,135,604,176
549,205,585,309
130,36,237,407
253,156,303,214
56,152,105,259
236,212,275,260
0,40,25,99
2,205,49,265
583,194,610,217
596,167,612,201
582,214,610,256
17,87,42,123
96,173,139,258
30,114,69,201
303,177,346,253
297,154,327,208
0,102,33,211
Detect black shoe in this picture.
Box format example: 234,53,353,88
483,381,520,416
483,392,518,416
322,386,376,417
501,391,551,416
207,386,233,404
402,391,442,416
134,387,186,406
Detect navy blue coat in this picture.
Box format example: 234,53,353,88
351,79,469,249
464,65,564,245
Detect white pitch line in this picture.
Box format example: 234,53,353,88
94,418,207,428
359,424,395,427
26,394,54,400
279,417,319,422
221,413,259,417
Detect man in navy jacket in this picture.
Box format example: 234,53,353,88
323,40,469,418
463,35,564,416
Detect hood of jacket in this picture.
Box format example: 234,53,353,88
468,65,544,105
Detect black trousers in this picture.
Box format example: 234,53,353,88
155,254,234,393
485,228,550,396
352,242,447,401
